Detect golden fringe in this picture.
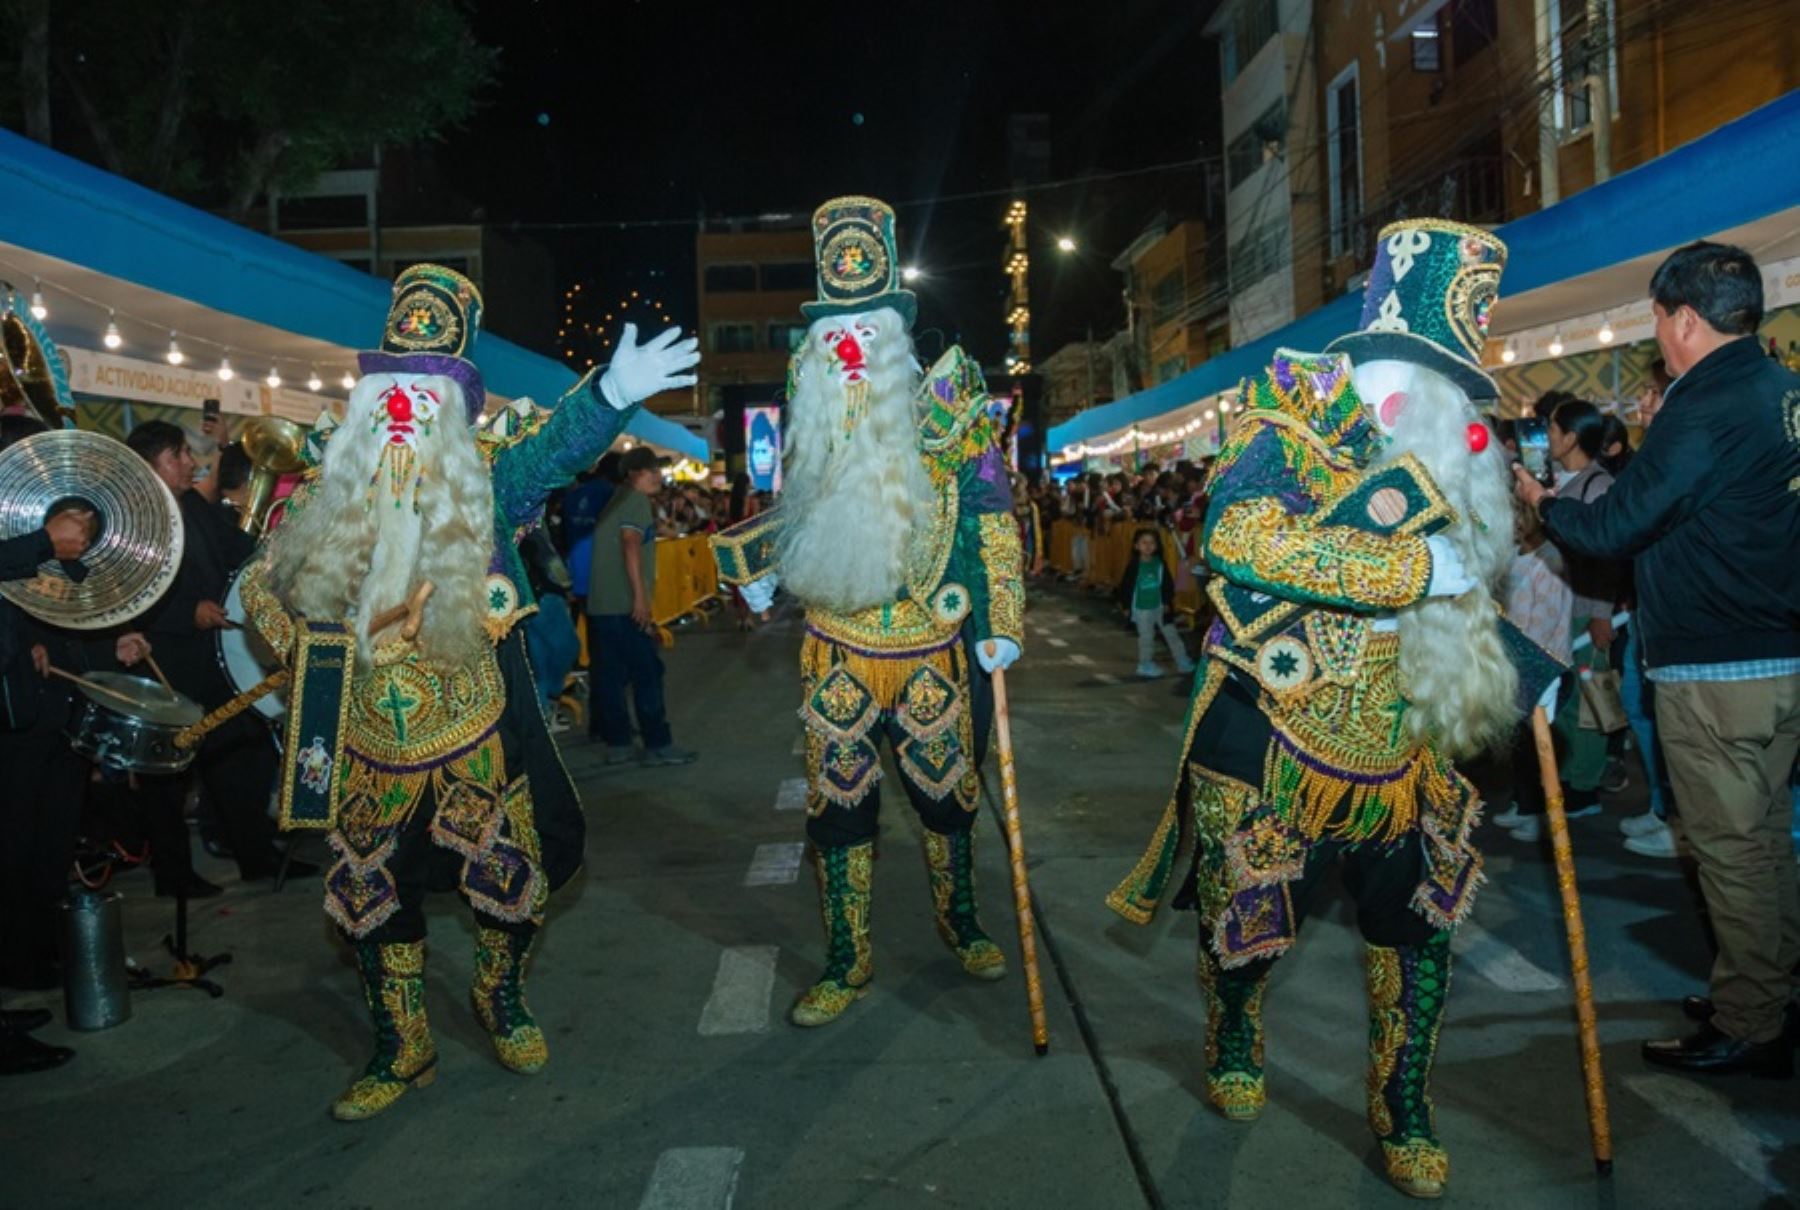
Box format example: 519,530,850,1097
800,631,961,713
1265,739,1453,845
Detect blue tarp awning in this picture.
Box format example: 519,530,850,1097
1051,88,1800,451
0,128,708,461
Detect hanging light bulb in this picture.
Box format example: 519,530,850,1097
1548,330,1565,357
217,355,235,381
103,312,123,350
166,333,185,366
1501,339,1518,364
265,367,282,389
1596,316,1615,344
29,280,47,321
341,371,356,390
306,368,323,392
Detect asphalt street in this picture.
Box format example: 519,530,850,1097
3,584,1795,1209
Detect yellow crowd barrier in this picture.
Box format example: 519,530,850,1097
1043,518,1204,622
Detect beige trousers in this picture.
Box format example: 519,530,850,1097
1656,673,1800,1043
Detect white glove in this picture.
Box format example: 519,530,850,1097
740,577,778,614
1424,536,1476,598
1535,676,1562,716
977,638,1021,674
598,324,701,410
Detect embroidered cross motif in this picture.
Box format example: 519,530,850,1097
378,681,420,743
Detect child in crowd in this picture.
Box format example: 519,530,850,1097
1115,527,1193,679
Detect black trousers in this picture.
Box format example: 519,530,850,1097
1183,671,1439,959
191,711,281,877
0,723,88,974
805,709,979,849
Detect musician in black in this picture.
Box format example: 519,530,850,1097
124,421,314,887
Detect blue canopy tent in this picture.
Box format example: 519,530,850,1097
1051,89,1800,455
0,128,708,461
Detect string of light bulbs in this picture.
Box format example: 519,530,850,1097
0,260,359,396
1056,398,1240,462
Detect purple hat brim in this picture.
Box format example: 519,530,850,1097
357,351,486,419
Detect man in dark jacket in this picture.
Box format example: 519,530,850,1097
1516,241,1800,1078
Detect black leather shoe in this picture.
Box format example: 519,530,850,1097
0,1008,52,1032
1681,995,1800,1043
0,1028,74,1075
1642,1022,1794,1078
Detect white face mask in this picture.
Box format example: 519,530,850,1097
1350,358,1421,435
369,374,445,451
813,313,883,387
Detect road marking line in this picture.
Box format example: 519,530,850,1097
1093,672,1120,685
639,1147,745,1209
1626,1073,1780,1189
698,946,779,1036
773,777,807,811
1163,722,1187,740
790,734,805,756
743,842,806,886
1451,921,1564,993
1068,653,1094,666
1046,636,1069,648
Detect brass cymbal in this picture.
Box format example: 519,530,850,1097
0,429,184,629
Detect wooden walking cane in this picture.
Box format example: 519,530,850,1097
1530,703,1615,1174
989,667,1050,1055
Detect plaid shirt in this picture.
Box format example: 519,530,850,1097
1648,658,1800,684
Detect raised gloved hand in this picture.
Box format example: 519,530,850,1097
977,638,1021,674
1424,535,1476,598
740,576,778,615
598,324,701,410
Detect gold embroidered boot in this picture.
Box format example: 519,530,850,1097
471,925,548,1074
1367,933,1454,1199
790,842,873,1027
331,939,437,1121
923,829,1006,980
1198,948,1270,1121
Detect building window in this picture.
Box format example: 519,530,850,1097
1228,221,1287,294
1222,0,1280,85
1155,356,1186,385
1226,99,1286,188
1327,64,1363,260
1550,0,1617,134
1411,11,1444,72
759,262,813,292
1451,0,1498,67
1151,272,1185,326
767,321,807,354
703,264,757,293
710,323,756,353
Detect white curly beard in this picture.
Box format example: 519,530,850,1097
776,311,934,614
263,374,495,668
1370,364,1519,759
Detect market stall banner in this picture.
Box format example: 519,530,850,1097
66,346,260,413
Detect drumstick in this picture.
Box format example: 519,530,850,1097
45,665,144,710
143,652,175,695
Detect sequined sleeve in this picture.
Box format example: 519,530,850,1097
1206,497,1433,611
972,510,1025,645
489,369,636,530
711,509,785,585
238,557,296,664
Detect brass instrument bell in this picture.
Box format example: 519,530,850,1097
237,415,308,535
0,304,71,429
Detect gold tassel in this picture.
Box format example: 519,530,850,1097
801,632,960,713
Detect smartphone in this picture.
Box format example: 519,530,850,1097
1516,417,1550,481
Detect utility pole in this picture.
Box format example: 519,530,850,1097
1534,0,1562,206
1585,0,1613,184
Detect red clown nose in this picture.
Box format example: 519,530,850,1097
1465,421,1490,453
835,335,865,367
385,388,414,423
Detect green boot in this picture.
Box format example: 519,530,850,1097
331,940,437,1122
791,842,874,1027
1367,932,1454,1199
471,926,548,1074
1198,948,1269,1121
923,829,1006,981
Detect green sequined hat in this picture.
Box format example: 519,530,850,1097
800,196,917,329
358,263,486,419
1327,219,1506,400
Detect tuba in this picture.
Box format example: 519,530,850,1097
236,415,308,535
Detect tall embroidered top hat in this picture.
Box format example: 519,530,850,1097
357,263,487,419
1326,219,1507,400
800,195,917,329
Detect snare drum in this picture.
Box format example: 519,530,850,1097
67,672,203,775
218,564,285,721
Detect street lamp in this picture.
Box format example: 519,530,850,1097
1056,235,1077,253
901,265,922,283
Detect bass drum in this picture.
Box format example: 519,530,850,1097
218,565,286,723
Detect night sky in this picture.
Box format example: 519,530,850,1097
426,0,1222,366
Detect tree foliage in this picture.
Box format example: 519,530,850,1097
1,0,496,217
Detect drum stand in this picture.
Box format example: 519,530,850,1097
129,882,229,998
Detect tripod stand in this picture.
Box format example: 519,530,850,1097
129,875,230,998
